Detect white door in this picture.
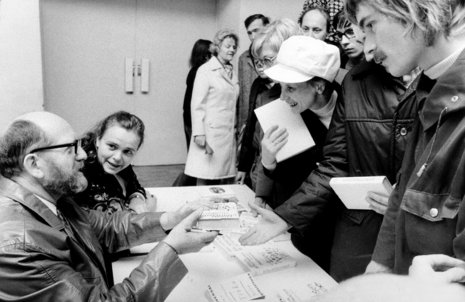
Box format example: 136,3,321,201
41,0,216,165
42,0,137,135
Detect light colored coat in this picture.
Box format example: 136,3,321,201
185,56,239,179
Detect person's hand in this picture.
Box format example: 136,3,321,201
129,195,149,214
409,254,465,283
194,135,214,155
366,191,390,215
194,135,206,147
365,260,393,274
160,198,215,231
261,125,288,169
249,197,272,217
163,209,218,254
239,201,288,245
236,171,246,184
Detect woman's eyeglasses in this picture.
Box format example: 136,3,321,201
29,139,82,155
253,56,276,68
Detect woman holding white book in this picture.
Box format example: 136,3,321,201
252,34,343,272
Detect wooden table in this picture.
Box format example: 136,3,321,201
113,185,337,301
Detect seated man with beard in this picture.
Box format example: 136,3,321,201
0,111,218,301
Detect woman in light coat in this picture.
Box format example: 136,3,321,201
184,29,239,185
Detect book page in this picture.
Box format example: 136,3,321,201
254,99,315,162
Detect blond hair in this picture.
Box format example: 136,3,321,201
251,18,302,59
345,0,465,46
211,29,239,55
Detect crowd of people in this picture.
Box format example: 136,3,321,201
1,0,465,300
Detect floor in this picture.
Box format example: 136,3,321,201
133,164,185,188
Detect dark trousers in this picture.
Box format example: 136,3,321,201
289,210,339,274
329,210,384,282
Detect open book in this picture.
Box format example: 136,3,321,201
254,99,315,162
329,176,393,210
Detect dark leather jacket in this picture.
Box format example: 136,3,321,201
373,49,465,274
0,177,187,301
275,60,417,234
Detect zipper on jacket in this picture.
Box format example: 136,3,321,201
416,106,448,177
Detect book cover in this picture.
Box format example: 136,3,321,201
329,176,393,210
254,99,315,162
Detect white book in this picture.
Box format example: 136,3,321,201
329,176,393,210
254,99,315,163
196,202,241,230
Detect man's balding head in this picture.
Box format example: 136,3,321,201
0,111,75,178
15,111,73,141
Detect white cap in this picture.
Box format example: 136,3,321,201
265,35,341,83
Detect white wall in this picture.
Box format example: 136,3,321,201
40,0,218,165
0,0,44,132
0,0,305,161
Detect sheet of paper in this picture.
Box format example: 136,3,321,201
207,272,265,302
254,99,315,162
271,281,329,302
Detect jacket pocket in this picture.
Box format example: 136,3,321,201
401,189,461,222
342,209,371,225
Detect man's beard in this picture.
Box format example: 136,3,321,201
42,162,88,196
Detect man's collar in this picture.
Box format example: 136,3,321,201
0,177,64,229
35,194,57,216
419,48,465,131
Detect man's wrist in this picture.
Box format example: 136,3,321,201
162,240,179,255
261,159,277,171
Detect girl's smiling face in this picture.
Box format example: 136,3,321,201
95,125,140,175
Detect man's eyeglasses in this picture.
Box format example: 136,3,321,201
253,56,276,68
29,139,82,155
334,28,356,41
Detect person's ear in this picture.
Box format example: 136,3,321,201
23,153,45,179
314,81,326,95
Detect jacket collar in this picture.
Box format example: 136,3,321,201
420,48,465,131
0,177,109,282
206,56,237,86
0,177,64,230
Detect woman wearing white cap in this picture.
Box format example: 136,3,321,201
260,35,341,179
253,34,343,271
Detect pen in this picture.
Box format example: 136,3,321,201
186,228,223,235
